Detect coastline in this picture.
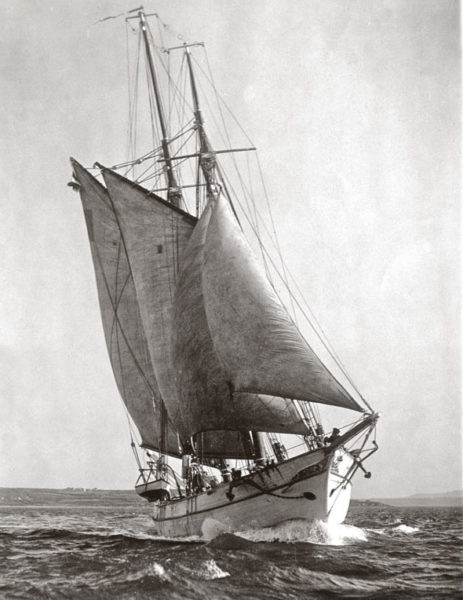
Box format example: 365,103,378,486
1,487,461,509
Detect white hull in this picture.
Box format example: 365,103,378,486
151,447,355,539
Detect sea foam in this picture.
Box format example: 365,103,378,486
200,559,230,579
237,519,368,545
393,524,419,534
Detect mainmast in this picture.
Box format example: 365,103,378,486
185,47,265,463
184,46,324,460
184,48,218,201
138,11,182,206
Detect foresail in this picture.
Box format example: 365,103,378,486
71,159,181,456
173,202,311,437
102,169,197,439
202,195,364,412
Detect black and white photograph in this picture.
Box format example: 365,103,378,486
1,1,460,598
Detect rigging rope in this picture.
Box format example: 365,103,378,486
195,51,340,418
199,49,299,331
119,15,371,420
215,163,366,408
193,47,368,408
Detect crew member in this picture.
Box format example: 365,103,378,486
325,427,341,445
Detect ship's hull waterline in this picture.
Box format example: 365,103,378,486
150,447,354,539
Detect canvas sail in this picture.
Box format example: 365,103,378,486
102,169,196,439
173,201,311,437
71,159,181,456
103,170,308,451
199,430,251,460
202,195,364,412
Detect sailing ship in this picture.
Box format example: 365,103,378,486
69,9,379,539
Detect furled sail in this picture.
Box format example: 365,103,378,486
71,159,181,456
173,201,311,437
103,170,307,449
202,195,364,412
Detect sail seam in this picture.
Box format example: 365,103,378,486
92,239,159,399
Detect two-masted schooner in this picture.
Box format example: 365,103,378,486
69,9,379,538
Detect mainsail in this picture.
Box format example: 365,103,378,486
71,159,181,456
103,170,308,448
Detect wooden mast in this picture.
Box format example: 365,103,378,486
185,48,218,201
138,11,180,464
138,11,182,207
185,47,264,464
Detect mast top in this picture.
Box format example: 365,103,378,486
137,8,182,206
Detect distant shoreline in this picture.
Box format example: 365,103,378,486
0,487,461,508
354,490,463,508
357,498,463,508
0,504,144,509
0,487,146,508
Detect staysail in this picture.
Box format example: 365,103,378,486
202,195,364,412
103,170,308,450
71,159,181,456
173,201,311,438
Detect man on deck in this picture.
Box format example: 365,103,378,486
325,427,341,445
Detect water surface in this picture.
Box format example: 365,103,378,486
0,496,461,599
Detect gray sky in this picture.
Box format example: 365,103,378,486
0,0,460,498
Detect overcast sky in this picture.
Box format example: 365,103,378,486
0,0,460,498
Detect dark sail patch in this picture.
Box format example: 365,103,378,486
84,209,94,242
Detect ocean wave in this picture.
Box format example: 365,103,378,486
1,505,461,599
392,524,420,534
112,560,174,586
3,524,202,546
269,564,389,594
181,559,230,580
143,531,204,544
365,523,420,537
237,519,368,545
151,562,171,581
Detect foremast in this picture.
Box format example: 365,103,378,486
137,10,180,470
139,10,182,207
